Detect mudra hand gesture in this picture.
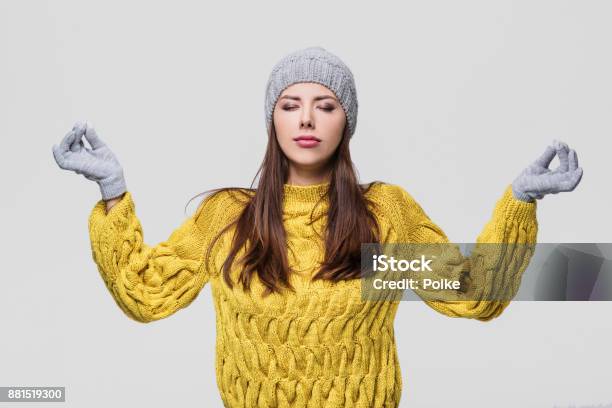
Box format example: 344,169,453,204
512,140,583,202
52,121,127,201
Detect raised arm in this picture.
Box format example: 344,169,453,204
53,121,237,323
88,190,231,323
390,184,537,321
387,140,582,321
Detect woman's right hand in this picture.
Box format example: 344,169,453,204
52,121,127,201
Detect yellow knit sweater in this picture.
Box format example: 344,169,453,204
87,181,538,408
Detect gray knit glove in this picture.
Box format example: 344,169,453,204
512,139,583,202
52,121,127,200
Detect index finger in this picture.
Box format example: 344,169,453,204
59,130,76,152
534,145,557,168
83,122,106,149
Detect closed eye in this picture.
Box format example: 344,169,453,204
282,105,336,112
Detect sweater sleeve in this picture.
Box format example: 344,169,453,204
87,190,229,323
386,184,538,321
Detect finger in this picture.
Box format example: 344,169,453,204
571,167,584,189
59,130,76,152
568,149,579,171
534,145,557,168
558,168,583,192
72,120,86,130
70,137,84,153
84,121,106,149
52,145,66,168
52,145,74,170
560,170,582,192
555,141,569,172
70,124,86,152
542,172,566,194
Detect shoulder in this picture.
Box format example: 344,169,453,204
362,181,430,229
362,181,418,211
193,187,253,226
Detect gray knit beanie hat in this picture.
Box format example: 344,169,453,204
264,46,358,138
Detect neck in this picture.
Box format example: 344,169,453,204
283,180,331,206
286,165,331,186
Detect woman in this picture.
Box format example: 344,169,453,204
52,46,583,407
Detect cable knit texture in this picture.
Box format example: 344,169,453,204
87,181,538,408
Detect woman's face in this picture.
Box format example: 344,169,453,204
273,82,346,181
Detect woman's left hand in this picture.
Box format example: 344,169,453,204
511,140,583,202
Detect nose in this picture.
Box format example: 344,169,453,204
300,107,314,129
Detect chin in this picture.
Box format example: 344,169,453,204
288,155,328,169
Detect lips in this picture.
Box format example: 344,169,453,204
294,135,321,148
293,135,321,142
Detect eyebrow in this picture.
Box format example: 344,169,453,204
279,95,338,102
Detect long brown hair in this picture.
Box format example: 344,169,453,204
187,122,383,297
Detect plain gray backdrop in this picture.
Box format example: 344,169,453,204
1,1,611,407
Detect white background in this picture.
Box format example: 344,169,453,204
1,1,611,407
